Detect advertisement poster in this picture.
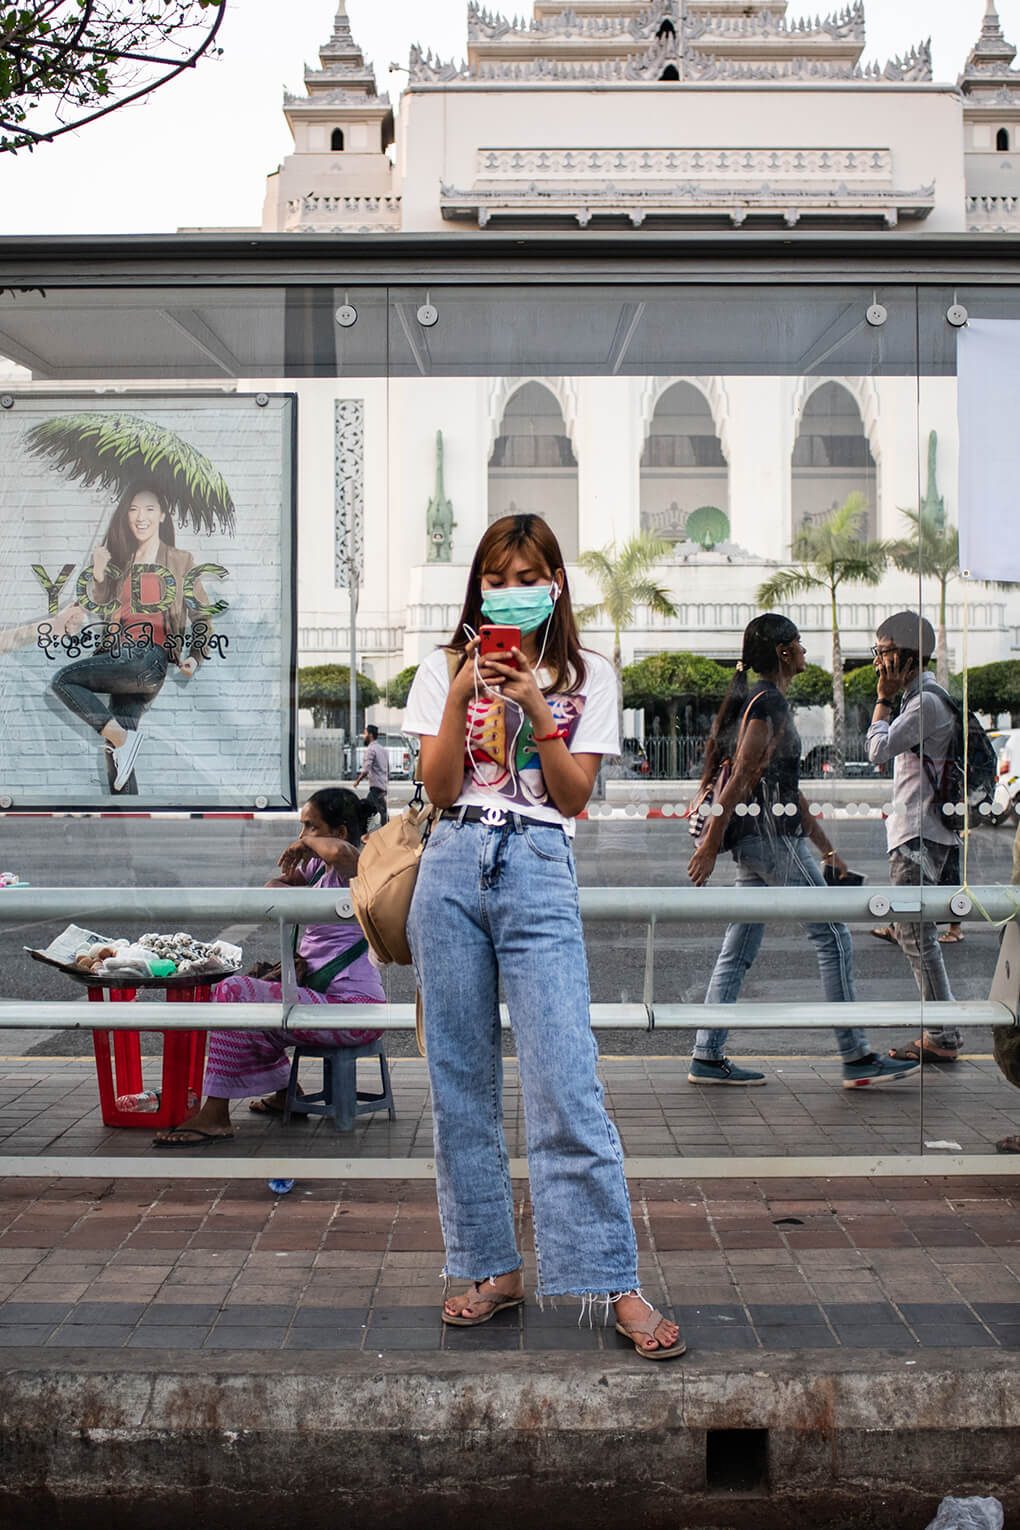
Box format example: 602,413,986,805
0,394,296,809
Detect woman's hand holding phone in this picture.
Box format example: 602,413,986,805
485,646,554,730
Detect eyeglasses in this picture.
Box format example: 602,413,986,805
871,645,897,659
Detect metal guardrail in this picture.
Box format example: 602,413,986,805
0,884,1017,1033
0,885,1016,1180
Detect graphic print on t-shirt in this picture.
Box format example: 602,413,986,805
465,691,587,806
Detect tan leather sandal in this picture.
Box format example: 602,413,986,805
442,1275,525,1327
614,1294,687,1360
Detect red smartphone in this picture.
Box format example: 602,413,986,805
479,624,521,668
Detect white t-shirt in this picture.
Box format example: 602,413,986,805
403,646,620,834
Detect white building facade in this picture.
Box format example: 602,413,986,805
264,3,1020,712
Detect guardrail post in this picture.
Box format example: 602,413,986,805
643,917,655,1030
279,919,300,1021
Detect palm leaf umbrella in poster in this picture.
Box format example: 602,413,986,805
24,412,236,535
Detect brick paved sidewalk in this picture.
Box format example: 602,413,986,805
0,1171,1018,1356
1,1051,1018,1159
0,1051,1018,1360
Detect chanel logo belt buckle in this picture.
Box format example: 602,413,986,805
480,805,507,827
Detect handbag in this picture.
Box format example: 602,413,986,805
688,701,754,850
349,786,436,967
351,650,461,970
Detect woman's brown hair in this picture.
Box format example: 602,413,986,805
102,479,175,578
448,513,585,695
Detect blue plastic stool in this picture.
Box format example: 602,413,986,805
283,1038,395,1132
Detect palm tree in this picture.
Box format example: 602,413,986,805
756,493,888,772
889,508,959,688
576,533,679,722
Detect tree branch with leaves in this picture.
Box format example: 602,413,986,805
576,532,679,728
0,0,226,153
756,493,888,772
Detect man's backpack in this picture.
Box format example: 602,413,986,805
913,681,1000,825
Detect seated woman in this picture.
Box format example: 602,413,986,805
153,787,383,1146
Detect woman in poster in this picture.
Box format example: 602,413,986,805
49,478,213,794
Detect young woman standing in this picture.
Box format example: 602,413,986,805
404,513,683,1358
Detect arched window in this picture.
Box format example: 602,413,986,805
660,64,679,81
639,382,729,546
792,382,877,538
331,127,345,152
488,382,578,560
997,127,1011,152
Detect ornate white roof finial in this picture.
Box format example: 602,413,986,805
961,0,1018,77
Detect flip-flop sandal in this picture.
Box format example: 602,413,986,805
249,1092,306,1117
995,1136,1020,1154
442,1277,525,1327
615,1297,687,1361
152,1127,235,1148
871,926,898,944
888,1042,960,1064
938,931,965,944
248,1097,285,1116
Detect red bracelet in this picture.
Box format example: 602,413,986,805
533,726,569,743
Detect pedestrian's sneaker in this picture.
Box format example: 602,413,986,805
109,730,143,791
688,1057,766,1086
842,1053,919,1089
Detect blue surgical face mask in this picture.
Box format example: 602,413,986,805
480,580,559,635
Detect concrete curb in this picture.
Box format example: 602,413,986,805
1,1351,1017,1528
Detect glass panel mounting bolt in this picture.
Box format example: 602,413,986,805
946,304,969,328
869,894,891,918
865,302,888,327
417,291,439,327
335,292,358,327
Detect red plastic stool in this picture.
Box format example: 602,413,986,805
89,982,210,1129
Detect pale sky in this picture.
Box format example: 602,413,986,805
0,0,1008,236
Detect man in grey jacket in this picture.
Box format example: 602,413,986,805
867,612,962,1063
354,723,389,826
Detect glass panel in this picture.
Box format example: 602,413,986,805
384,279,923,1162
915,284,1020,1159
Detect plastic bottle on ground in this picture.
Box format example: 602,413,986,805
114,1089,160,1112
268,1179,295,1195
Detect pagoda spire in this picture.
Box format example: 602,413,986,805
963,0,1017,71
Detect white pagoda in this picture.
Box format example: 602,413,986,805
261,1,399,234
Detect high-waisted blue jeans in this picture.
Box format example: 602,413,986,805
693,831,870,1064
407,814,638,1299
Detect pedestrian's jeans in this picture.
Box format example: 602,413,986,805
406,814,638,1300
890,838,960,1048
365,784,388,826
693,831,870,1064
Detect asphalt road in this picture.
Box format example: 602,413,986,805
1,813,1014,1059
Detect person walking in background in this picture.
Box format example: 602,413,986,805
354,722,389,825
687,613,919,1090
867,613,963,1065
